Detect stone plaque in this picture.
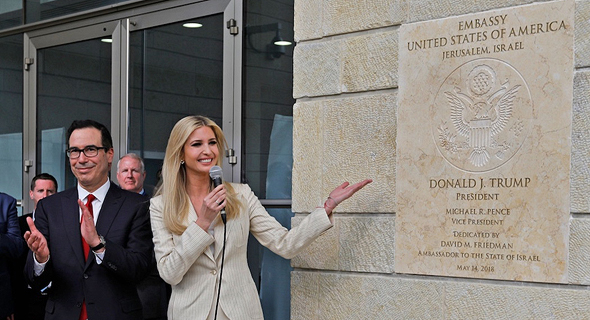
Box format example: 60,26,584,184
396,0,573,283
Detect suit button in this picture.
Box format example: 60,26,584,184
212,270,217,275
83,274,89,279
76,303,82,308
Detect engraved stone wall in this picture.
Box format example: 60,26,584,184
575,0,590,67
292,0,590,318
572,70,590,212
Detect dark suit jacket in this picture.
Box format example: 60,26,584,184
134,198,170,320
140,184,155,198
0,192,25,318
25,183,153,320
12,212,47,320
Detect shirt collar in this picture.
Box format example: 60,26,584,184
77,178,110,202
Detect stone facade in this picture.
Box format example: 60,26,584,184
291,0,590,318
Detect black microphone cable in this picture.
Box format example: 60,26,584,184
213,219,226,320
210,165,227,320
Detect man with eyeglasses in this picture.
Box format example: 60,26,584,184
23,119,153,320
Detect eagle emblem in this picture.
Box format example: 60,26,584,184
442,65,520,167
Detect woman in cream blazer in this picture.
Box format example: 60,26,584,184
150,115,371,320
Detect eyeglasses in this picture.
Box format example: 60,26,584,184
66,145,108,158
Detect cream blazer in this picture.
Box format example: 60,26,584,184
150,183,333,320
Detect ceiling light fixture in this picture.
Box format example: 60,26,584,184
245,22,293,60
183,22,203,28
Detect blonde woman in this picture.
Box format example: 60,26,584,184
150,115,371,320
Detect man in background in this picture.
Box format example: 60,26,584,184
117,153,153,196
1,192,25,320
27,173,58,219
13,173,58,320
117,153,169,320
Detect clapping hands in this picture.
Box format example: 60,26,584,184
24,217,49,263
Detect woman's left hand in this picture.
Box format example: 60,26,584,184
324,179,372,214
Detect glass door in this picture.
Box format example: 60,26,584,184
128,3,235,188
24,21,118,213
37,38,113,190
0,34,23,214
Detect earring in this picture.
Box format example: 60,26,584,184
180,160,185,165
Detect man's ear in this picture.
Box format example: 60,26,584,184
106,148,114,167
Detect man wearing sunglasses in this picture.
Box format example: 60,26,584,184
24,119,153,320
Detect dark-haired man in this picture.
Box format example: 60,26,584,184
24,119,153,320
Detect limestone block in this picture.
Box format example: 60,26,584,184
342,31,399,92
292,101,324,212
293,93,396,212
295,0,406,41
338,216,395,273
571,70,590,213
294,0,323,42
406,0,537,23
291,271,321,320
323,0,406,36
291,272,444,320
575,0,590,67
292,216,395,273
291,215,340,270
569,218,590,284
322,93,397,213
293,41,342,99
291,272,590,319
445,280,590,319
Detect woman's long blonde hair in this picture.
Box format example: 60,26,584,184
155,115,241,235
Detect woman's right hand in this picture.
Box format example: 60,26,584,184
196,184,226,230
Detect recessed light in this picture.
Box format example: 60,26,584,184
273,40,292,46
183,23,203,28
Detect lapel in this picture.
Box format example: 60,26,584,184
213,215,228,261
61,188,86,267
188,203,216,261
95,182,123,237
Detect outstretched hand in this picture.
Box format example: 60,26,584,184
324,179,372,214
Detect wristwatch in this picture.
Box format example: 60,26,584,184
91,235,106,252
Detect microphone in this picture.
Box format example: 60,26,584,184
209,166,226,224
